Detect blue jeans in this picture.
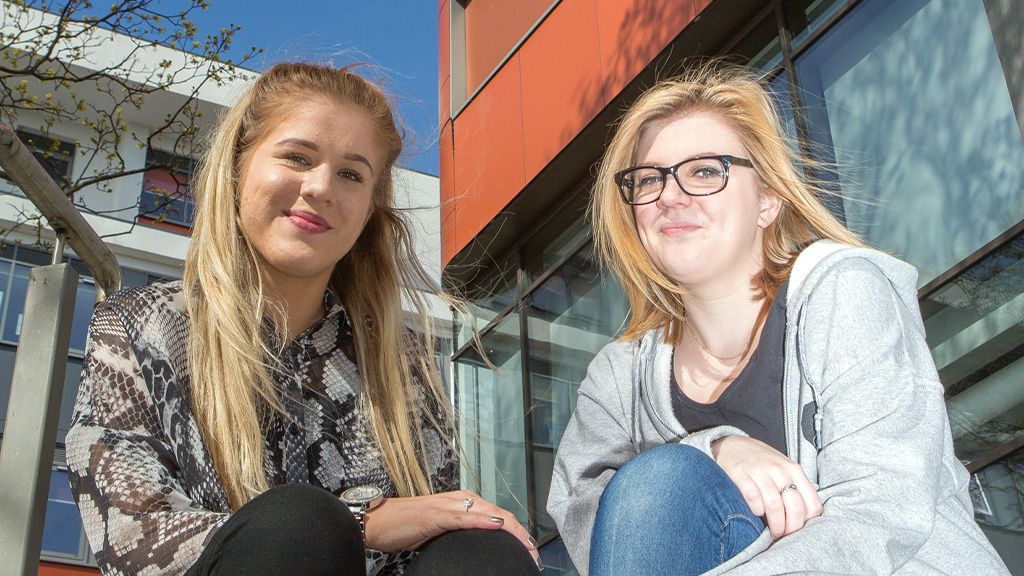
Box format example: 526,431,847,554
590,444,765,576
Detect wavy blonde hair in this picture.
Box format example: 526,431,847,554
592,62,864,346
183,62,450,509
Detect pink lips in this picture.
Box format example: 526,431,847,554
661,221,700,235
285,210,331,233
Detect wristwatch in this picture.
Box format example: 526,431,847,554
341,485,383,541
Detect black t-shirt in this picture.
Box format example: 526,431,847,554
670,280,788,455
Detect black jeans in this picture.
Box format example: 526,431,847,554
185,484,540,576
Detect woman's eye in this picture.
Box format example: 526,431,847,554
691,166,724,179
638,174,663,188
284,153,309,165
339,169,365,183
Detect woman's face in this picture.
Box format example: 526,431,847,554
237,96,381,291
632,111,781,293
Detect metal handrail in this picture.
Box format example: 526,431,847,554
0,122,123,576
0,123,122,300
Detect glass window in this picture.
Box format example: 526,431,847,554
69,281,96,353
139,150,196,227
455,251,520,349
0,259,11,328
538,536,579,576
2,131,76,190
920,230,1024,569
787,0,848,50
526,243,628,540
2,264,32,343
455,313,529,526
795,0,1024,285
41,468,88,559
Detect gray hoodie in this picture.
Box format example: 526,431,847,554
547,241,1010,575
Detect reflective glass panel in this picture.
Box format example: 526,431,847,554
795,0,1024,285
788,0,848,50
455,313,529,526
69,281,96,353
921,230,1024,570
0,259,10,327
41,469,85,558
455,251,519,349
526,244,628,540
2,264,31,343
538,537,580,576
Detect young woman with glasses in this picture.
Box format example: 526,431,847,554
66,62,541,576
547,63,1009,576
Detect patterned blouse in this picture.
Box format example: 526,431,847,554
66,282,458,576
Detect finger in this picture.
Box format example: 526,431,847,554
498,518,541,562
735,476,766,517
466,503,540,561
795,477,822,520
755,476,786,539
779,485,807,536
452,511,510,532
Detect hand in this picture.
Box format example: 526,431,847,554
362,490,539,563
711,436,822,539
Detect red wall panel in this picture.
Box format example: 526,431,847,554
451,55,526,259
596,0,695,99
439,120,457,265
442,0,700,266
38,562,99,576
520,0,606,181
464,0,555,94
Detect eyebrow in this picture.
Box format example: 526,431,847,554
276,137,375,175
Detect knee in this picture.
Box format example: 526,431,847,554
241,484,361,547
603,444,717,503
407,529,538,576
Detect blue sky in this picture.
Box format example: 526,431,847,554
193,1,440,176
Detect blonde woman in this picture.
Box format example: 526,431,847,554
67,62,540,576
547,64,1009,576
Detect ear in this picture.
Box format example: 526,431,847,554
757,191,783,229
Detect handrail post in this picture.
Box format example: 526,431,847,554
0,265,78,576
0,123,123,574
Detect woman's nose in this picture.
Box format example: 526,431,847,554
657,175,691,208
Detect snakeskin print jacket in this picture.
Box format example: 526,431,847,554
66,282,458,576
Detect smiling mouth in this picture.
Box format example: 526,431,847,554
661,222,700,235
285,210,331,232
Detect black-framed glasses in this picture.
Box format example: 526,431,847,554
614,155,754,205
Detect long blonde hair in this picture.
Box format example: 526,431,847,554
183,62,450,509
592,63,864,345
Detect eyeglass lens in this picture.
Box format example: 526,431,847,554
621,157,728,203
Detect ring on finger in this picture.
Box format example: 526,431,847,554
463,497,475,512
779,483,799,496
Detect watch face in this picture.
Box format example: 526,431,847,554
342,485,382,505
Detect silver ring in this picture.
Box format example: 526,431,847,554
779,483,799,495
463,497,474,512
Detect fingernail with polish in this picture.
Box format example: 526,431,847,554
535,556,545,572
528,536,538,548
490,516,504,524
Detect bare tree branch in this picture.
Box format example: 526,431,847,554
0,0,261,244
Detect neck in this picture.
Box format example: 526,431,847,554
680,283,763,360
261,272,331,341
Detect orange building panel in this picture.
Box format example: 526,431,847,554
443,0,702,266
464,0,555,94
438,1,451,123
38,562,100,576
451,55,526,258
596,0,696,99
439,121,457,264
520,0,606,181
